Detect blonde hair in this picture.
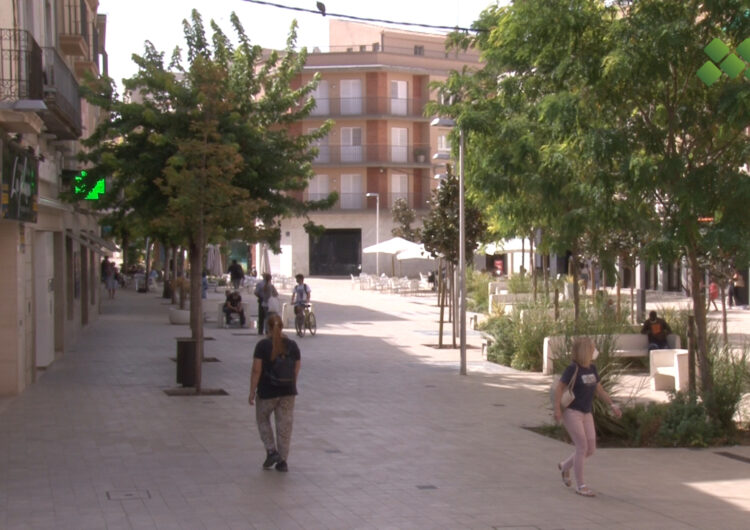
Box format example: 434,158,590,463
571,337,595,367
267,313,286,360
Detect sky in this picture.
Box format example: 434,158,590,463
97,0,506,89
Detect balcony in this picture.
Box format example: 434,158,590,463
312,143,432,166
0,29,43,103
0,29,45,133
308,96,428,118
59,0,89,57
41,47,82,139
308,191,431,211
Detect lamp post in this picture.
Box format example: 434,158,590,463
366,192,380,276
430,117,466,376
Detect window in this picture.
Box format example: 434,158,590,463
391,173,408,207
391,127,408,163
414,45,424,56
360,45,367,52
309,128,329,163
438,134,451,153
390,80,407,115
340,79,362,115
341,174,363,209
308,174,329,201
341,127,362,162
310,80,329,116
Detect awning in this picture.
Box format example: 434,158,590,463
65,229,118,256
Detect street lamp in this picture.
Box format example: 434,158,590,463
366,192,380,276
430,116,466,376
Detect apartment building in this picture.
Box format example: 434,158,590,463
270,21,480,277
0,0,112,395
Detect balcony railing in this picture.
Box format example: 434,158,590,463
308,96,428,118
59,0,89,57
41,47,82,139
312,143,431,165
308,191,431,210
0,29,43,103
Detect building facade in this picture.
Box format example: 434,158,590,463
269,21,480,277
0,0,112,395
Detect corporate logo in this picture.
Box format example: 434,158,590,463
697,37,750,86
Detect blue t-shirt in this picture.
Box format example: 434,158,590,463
560,362,599,413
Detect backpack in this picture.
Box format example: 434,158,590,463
267,351,295,387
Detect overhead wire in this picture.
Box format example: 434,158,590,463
240,0,484,33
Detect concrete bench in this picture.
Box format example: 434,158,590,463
650,349,689,391
217,301,252,328
542,333,681,374
479,331,494,358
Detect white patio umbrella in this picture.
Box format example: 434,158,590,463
206,244,224,276
396,243,435,261
363,237,422,276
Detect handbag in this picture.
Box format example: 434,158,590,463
549,364,578,410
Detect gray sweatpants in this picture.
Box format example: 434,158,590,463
255,395,296,461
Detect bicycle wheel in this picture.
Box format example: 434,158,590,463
307,312,317,336
295,312,305,337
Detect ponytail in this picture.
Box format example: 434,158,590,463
267,314,286,360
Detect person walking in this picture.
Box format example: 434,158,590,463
254,273,278,335
554,337,621,497
248,314,301,472
103,258,117,299
228,259,244,290
708,280,719,312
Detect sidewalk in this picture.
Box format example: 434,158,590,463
0,279,749,529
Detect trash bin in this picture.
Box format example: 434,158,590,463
176,338,197,387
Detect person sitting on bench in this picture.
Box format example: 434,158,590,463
224,289,246,327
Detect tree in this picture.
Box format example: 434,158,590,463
390,198,421,241
79,11,336,392
422,169,487,347
601,0,750,393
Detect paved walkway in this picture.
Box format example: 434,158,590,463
1,279,749,529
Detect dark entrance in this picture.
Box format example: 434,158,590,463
310,229,361,276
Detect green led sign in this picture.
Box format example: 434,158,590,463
73,170,105,200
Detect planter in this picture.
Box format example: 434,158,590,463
169,307,191,325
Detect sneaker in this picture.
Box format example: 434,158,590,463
262,451,280,469
275,460,288,472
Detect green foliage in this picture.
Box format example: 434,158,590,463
466,269,490,313
422,170,487,265
507,273,531,294
390,198,421,242
704,346,750,433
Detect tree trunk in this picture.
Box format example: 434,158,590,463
189,238,205,394
543,253,550,302
438,259,445,349
530,233,537,301
720,284,728,345
687,249,713,394
571,246,580,322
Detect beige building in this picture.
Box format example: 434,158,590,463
269,20,480,277
0,0,112,395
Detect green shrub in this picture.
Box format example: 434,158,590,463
656,392,718,447
617,402,668,446
704,346,749,435
508,273,531,294
466,269,490,313
510,304,557,371
481,314,516,366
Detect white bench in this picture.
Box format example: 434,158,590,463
542,333,681,374
217,301,252,328
650,349,689,391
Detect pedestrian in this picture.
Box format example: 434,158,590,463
732,270,744,307
708,280,719,311
254,273,278,334
640,310,672,350
248,313,301,472
554,337,621,497
103,258,117,299
227,259,244,290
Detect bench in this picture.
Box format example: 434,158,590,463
489,292,534,314
217,301,253,328
479,331,494,358
650,349,689,391
542,333,681,374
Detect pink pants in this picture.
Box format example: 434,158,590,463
561,408,596,488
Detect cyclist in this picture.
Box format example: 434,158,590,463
291,274,311,319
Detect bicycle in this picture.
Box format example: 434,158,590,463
294,304,317,337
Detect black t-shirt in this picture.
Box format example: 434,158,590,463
253,337,301,399
225,292,242,308
560,362,599,413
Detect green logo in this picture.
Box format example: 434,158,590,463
697,37,750,85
